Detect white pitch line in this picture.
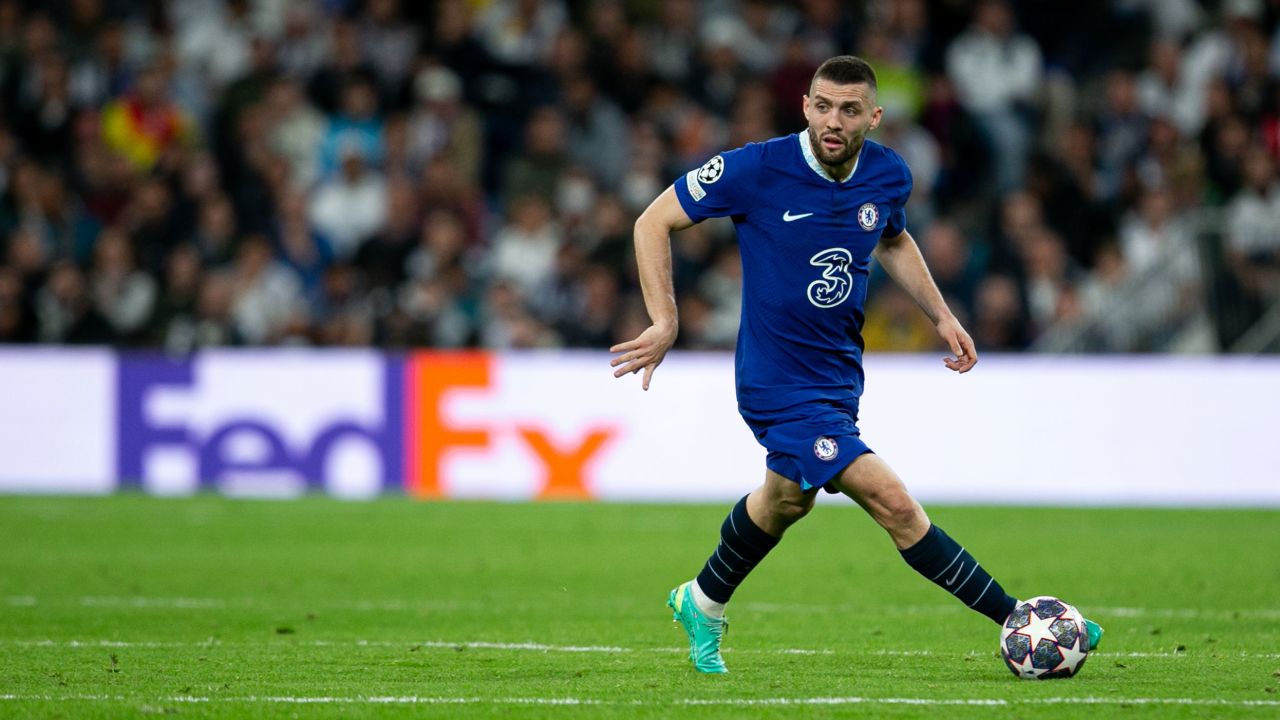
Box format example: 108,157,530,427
393,640,632,653
11,596,1280,622
1094,606,1280,621
1,694,1278,708
78,596,227,609
3,595,462,612
7,640,199,648
742,601,1280,621
7,638,1277,659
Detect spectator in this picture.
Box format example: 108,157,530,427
1095,71,1150,202
354,177,417,292
921,219,984,321
1019,226,1079,333
476,0,567,68
190,271,242,348
101,63,196,172
4,228,49,312
307,19,376,115
399,261,476,348
490,193,561,296
228,234,304,344
312,263,375,346
406,65,482,185
121,178,178,276
1120,188,1197,279
263,78,325,191
864,284,941,352
317,76,385,179
0,265,35,342
972,275,1029,350
359,0,418,102
35,261,115,344
15,52,74,166
692,21,750,118
500,106,569,207
170,0,255,92
1226,148,1280,300
405,208,470,284
697,245,742,349
1137,39,1201,137
556,262,619,348
946,0,1042,193
480,279,558,349
419,157,487,247
308,149,388,261
89,226,156,343
192,193,239,268
643,0,698,85
276,2,329,81
562,74,630,190
1114,188,1201,347
272,189,332,300
147,243,203,351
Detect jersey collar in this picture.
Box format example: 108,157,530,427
797,131,860,183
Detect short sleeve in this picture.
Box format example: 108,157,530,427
672,144,763,223
883,157,914,238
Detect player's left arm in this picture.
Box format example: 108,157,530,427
873,229,977,373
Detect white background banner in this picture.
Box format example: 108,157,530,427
0,349,1276,506
0,349,115,493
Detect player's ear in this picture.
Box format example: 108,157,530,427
802,94,810,116
869,105,883,131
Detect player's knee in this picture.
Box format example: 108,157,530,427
773,495,814,525
875,490,923,534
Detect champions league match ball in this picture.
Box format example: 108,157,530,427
999,596,1091,679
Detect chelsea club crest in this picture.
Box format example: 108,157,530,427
857,203,879,230
813,437,839,461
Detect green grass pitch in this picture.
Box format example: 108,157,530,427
0,495,1278,718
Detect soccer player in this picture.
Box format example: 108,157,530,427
609,56,1102,673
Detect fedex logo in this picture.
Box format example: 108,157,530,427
116,352,617,499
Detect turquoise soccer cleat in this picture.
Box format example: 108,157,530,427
667,581,728,673
1084,618,1104,652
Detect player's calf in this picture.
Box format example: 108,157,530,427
900,524,1017,624
692,494,781,608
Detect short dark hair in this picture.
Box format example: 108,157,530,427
811,55,878,93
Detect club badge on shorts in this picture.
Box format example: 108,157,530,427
857,202,879,230
813,436,839,461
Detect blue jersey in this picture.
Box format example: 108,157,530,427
673,132,913,416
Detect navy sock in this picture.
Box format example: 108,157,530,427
695,495,780,604
899,524,1017,624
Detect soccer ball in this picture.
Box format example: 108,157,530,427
999,596,1090,679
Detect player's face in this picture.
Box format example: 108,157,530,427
803,79,882,168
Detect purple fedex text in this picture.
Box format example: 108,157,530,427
117,356,404,491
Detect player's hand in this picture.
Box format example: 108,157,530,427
609,322,677,391
936,316,978,373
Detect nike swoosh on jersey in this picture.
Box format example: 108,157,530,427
782,210,814,222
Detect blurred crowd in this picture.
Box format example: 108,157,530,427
1,0,1279,353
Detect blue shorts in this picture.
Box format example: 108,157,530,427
740,399,873,492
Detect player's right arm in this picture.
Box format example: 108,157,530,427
609,186,694,391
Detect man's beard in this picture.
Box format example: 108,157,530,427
808,126,860,167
